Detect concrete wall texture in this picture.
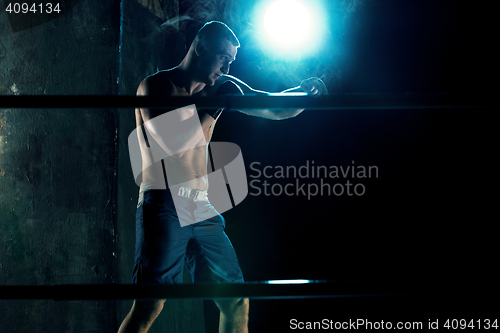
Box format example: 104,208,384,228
0,0,204,331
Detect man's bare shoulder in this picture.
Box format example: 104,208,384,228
138,70,176,96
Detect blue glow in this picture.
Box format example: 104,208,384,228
266,279,312,284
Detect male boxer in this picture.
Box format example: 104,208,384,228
118,21,327,333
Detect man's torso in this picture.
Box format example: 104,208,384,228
136,70,222,191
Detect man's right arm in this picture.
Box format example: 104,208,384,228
215,75,328,120
137,77,212,158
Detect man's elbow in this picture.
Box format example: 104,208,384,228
270,109,304,120
239,108,303,120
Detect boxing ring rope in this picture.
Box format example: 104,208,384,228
0,93,496,300
0,92,498,110
0,280,489,300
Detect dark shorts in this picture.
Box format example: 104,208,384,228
133,189,245,284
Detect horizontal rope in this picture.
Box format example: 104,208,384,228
0,93,498,110
0,280,490,300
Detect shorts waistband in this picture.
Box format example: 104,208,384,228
137,186,208,208
176,186,208,202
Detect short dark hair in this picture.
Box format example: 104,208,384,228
194,21,240,51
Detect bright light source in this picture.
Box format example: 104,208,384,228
264,0,311,46
267,92,307,96
254,0,326,58
266,279,311,284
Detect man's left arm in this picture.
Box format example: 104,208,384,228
216,75,328,120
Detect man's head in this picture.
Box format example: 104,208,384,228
192,21,240,86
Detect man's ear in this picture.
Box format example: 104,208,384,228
194,40,205,57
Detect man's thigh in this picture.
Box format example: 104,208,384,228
134,190,192,284
187,216,244,284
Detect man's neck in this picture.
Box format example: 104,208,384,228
171,62,206,96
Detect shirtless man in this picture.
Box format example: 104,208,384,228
118,21,327,333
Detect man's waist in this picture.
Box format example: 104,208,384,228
139,183,209,202
173,185,208,201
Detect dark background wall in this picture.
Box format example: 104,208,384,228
1,0,498,332
0,0,119,331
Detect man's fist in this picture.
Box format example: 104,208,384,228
300,77,328,95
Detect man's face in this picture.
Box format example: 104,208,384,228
198,38,237,86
